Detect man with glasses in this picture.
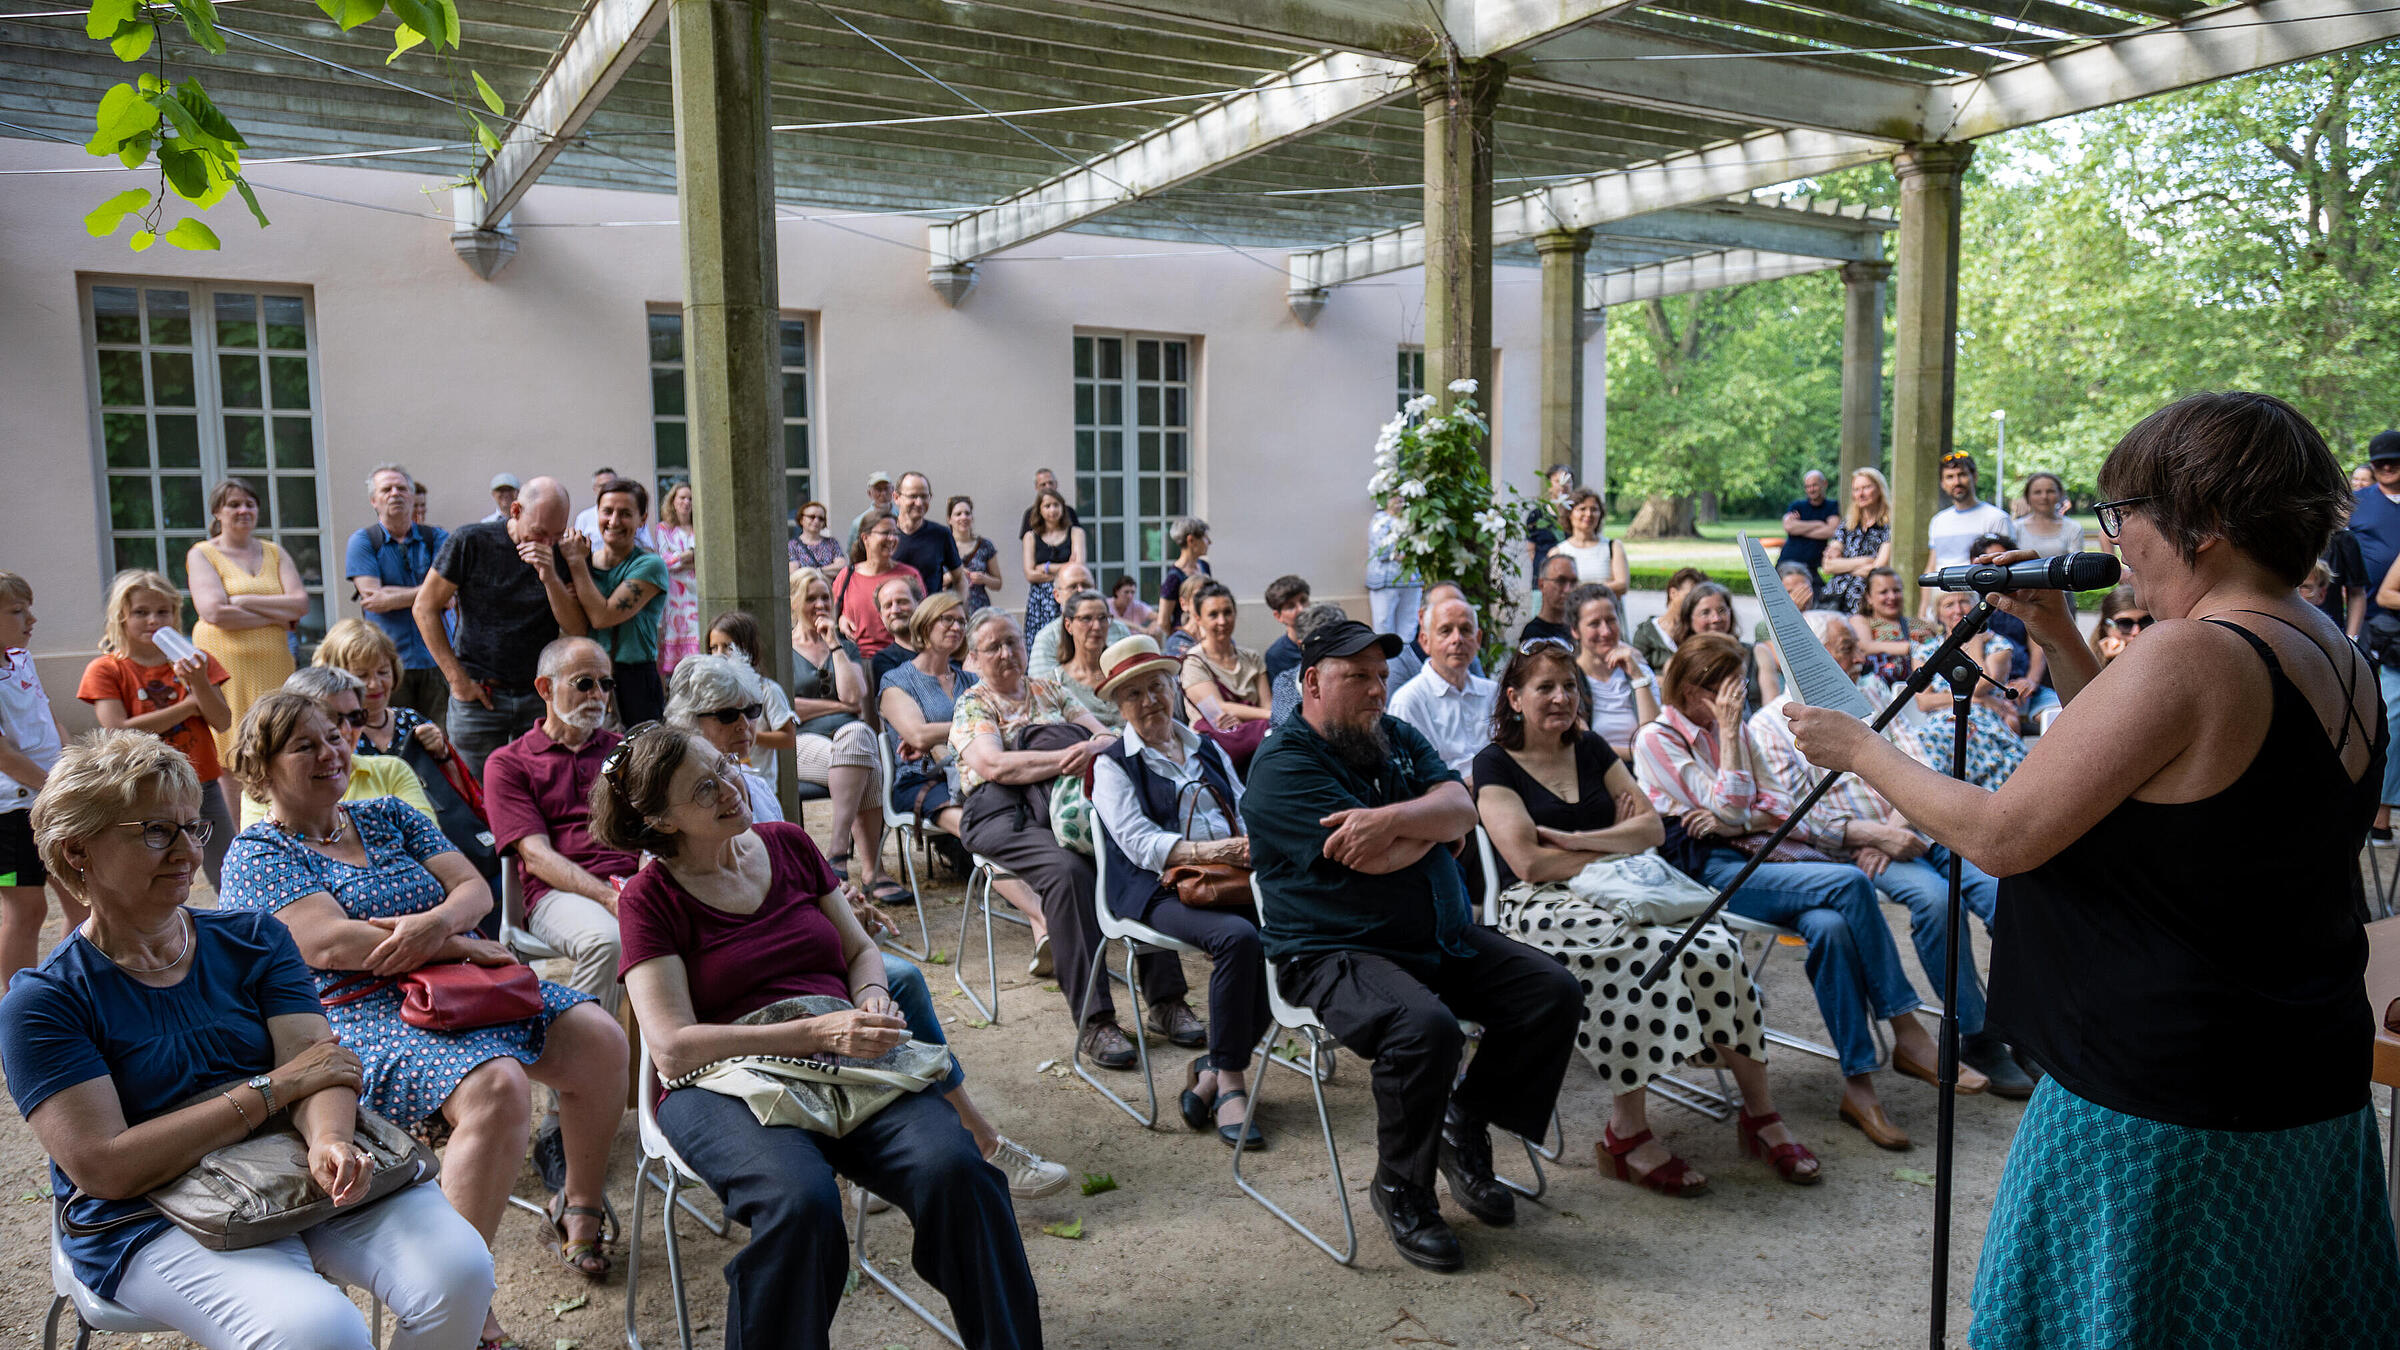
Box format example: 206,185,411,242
1386,598,1497,781
416,475,588,775
482,636,637,1011
889,471,964,602
2347,431,2400,841
1518,554,1580,647
1027,561,1129,682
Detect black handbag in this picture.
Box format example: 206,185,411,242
396,739,500,886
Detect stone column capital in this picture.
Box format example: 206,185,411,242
1839,259,1892,285
1534,227,1592,258
1893,141,1975,184
1411,56,1508,110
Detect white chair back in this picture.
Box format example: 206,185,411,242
497,856,562,961
1473,825,1504,926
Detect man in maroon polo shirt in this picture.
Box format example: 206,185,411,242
484,635,639,1012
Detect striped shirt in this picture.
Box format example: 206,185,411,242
1631,704,1792,833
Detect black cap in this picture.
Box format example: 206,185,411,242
1300,619,1404,670
2370,430,2400,464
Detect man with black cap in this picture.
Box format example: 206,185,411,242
2352,429,2400,840
1241,619,1580,1272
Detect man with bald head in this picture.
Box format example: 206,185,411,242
1028,559,1130,681
416,474,589,773
1386,596,1498,781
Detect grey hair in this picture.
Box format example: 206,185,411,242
665,655,763,728
1168,516,1210,547
282,665,366,704
964,608,1021,653
365,462,413,493
1293,602,1349,642
32,729,202,900
1801,469,1829,484
1799,609,1849,643
1777,561,1815,582
1060,588,1107,617
537,635,607,680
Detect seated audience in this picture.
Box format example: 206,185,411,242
1180,579,1271,767
1028,561,1131,682
1048,588,1122,728
1519,553,1580,646
1386,595,1497,781
602,726,1046,1350
1243,619,1580,1272
668,655,789,824
2,729,496,1350
2090,582,2151,669
1634,634,1969,1149
1567,584,1658,757
1677,581,1773,708
482,637,638,1010
951,611,1202,1068
1851,566,1932,685
1262,574,1312,685
1273,602,1353,726
222,690,627,1321
1475,644,1816,1194
1091,636,1271,1148
238,667,434,827
78,569,235,886
868,572,925,690
1107,574,1156,636
1908,587,2030,790
780,571,900,902
1630,567,1710,673
832,510,910,661
1387,580,1485,694
704,608,799,784
1749,611,2033,1096
318,618,455,764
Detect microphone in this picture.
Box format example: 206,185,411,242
1920,552,2121,594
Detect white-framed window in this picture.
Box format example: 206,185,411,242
1397,347,1426,413
648,309,813,528
1073,332,1192,600
83,279,332,641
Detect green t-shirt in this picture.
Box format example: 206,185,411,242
591,548,670,665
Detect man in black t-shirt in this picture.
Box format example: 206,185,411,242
1778,470,1841,588
890,471,963,599
414,475,586,773
1517,554,1580,647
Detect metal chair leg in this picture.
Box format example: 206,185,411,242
953,864,1001,1023
1075,937,1163,1127
878,823,931,961
1496,1131,1549,1200
854,1187,965,1347
1233,1026,1357,1265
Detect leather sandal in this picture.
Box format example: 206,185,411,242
1178,1055,1214,1132
1214,1089,1266,1151
1599,1125,1707,1197
1839,1097,1913,1151
1736,1109,1821,1185
547,1192,612,1281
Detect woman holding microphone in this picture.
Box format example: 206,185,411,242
1783,392,2399,1347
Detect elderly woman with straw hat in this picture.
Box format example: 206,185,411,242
1089,635,1270,1148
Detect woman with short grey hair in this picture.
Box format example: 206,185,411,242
1049,588,1119,727
235,666,436,830
666,655,782,823
1160,516,1213,638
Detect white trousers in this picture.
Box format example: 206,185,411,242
111,1180,495,1350
527,887,623,1015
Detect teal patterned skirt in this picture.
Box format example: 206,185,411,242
1973,1077,2400,1349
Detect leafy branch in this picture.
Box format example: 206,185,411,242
1368,382,1536,667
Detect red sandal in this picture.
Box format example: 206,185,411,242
1737,1109,1822,1185
1599,1125,1708,1197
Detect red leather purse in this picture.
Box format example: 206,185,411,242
323,961,544,1032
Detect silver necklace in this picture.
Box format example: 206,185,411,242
272,804,350,846
90,908,190,973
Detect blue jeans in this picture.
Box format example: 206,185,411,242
1699,851,1924,1077
1867,845,1996,1038
2380,663,2400,807
445,687,546,777
883,957,965,1092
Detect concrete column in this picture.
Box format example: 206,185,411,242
1536,228,1590,476
1837,259,1890,488
1416,58,1506,426
670,0,791,805
1889,143,1973,613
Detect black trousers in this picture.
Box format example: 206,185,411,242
1280,924,1581,1190
613,659,665,728
960,787,1188,1026
1140,891,1269,1072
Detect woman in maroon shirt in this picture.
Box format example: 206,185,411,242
595,726,1043,1350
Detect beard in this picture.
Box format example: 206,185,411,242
557,703,607,732
1320,716,1389,777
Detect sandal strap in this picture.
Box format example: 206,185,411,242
1601,1126,1655,1158
1738,1110,1783,1131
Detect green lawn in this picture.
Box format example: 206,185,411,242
1613,513,2103,586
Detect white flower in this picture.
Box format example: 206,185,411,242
1447,378,1478,395
1398,478,1427,500
1381,411,1409,436
1419,415,1447,438
1403,393,1438,417
1368,467,1397,497
1473,508,1509,535
1450,545,1475,574
1388,514,1411,536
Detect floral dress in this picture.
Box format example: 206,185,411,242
789,535,845,571
352,704,429,759
655,522,700,673
960,535,999,614
218,797,589,1127
1906,631,2028,790
1824,520,1890,615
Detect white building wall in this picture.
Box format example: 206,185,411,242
0,139,1569,729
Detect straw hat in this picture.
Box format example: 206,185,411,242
1095,635,1181,700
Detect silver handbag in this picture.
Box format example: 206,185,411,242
664,995,954,1137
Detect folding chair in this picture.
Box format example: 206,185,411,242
497,855,561,965
1072,815,1206,1127
868,735,934,960
46,1210,384,1350
953,854,1033,1023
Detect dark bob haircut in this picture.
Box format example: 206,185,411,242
2095,391,2346,586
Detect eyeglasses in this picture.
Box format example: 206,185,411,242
328,709,368,729
2109,614,2155,634
567,675,617,694
113,818,214,850
699,703,762,725
601,721,665,781
2090,496,2154,538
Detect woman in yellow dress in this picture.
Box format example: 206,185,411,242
187,477,307,758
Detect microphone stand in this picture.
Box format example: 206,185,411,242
1640,594,2005,1350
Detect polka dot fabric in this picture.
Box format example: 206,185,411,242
1497,883,1762,1091
219,796,591,1127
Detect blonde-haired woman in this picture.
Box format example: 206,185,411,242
655,480,700,674
316,618,452,763
1820,467,1895,616
787,564,902,902
187,478,308,757
77,569,234,888
2,728,495,1349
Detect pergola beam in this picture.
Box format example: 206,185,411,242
1591,200,1891,263
1044,0,1443,57
474,0,670,229
1506,27,1929,140
1584,249,1841,307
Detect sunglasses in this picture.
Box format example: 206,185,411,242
1516,637,1574,656
700,703,763,725
2110,614,2155,634
2090,496,2154,539
329,709,368,730
114,818,214,851
567,675,617,694
601,720,665,781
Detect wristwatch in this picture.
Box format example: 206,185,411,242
247,1073,277,1117
1629,675,1655,691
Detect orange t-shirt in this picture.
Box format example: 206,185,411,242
78,652,232,783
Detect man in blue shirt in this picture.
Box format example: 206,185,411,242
344,462,450,722
1242,620,1579,1273
1778,469,1840,590
2352,431,2400,838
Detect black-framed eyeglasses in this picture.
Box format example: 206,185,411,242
700,703,762,725
568,675,617,694
2090,496,2154,539
2110,614,2155,634
601,721,665,780
113,818,214,850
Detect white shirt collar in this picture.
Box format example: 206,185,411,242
1122,716,1204,762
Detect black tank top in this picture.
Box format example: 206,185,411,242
1988,617,2385,1131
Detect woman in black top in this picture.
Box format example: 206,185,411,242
1787,392,2400,1348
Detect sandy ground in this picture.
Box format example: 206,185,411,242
7,835,2393,1350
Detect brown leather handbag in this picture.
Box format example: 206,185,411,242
1157,778,1254,912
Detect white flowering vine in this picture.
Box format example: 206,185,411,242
1367,388,1536,666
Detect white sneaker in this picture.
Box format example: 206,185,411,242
1027,935,1053,979
985,1135,1069,1199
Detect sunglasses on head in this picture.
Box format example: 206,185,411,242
567,675,617,694
1516,637,1574,656
601,721,665,781
700,703,763,725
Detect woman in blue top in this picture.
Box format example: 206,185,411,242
0,729,493,1349
219,692,627,1346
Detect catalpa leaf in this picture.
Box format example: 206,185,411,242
82,187,150,238
160,216,222,251
1039,1217,1083,1240
109,22,155,62
388,21,424,64
85,0,135,40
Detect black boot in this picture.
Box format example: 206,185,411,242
1370,1173,1463,1272
1961,1031,2036,1100
1435,1103,1515,1226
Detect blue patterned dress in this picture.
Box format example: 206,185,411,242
1906,630,2027,789
219,797,590,1126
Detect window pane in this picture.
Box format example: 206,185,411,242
1136,340,1158,382
783,421,809,471
273,418,314,468
780,320,807,369
108,475,155,530
648,311,682,364
1096,338,1121,381
165,537,200,589
1138,431,1158,472
1104,523,1125,564
113,535,158,572
1075,475,1096,518
251,483,274,529
160,475,205,530
1164,387,1185,427
96,350,145,406
780,377,806,421
262,296,307,350
155,414,199,468
1140,523,1163,562
1100,476,1123,518
283,535,322,586
103,412,149,468
1073,385,1094,426
1073,336,1092,379
1137,387,1159,427
786,474,812,520
268,355,310,410
1100,431,1121,472
1074,430,1094,472
216,292,258,348
93,286,140,343
652,370,684,417
299,593,327,644
1097,385,1121,427
654,421,687,469
149,352,195,407
1138,477,1159,518
224,414,267,467
276,476,319,529
1164,432,1186,472
219,353,262,408
145,289,191,347
1166,478,1188,515
1164,343,1187,382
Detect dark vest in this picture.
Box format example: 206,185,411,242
1098,733,1240,922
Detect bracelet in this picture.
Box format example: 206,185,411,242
1630,676,1654,691
222,1090,256,1131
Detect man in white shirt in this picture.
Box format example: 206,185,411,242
1027,560,1130,681
570,466,615,547
1923,452,2014,576
1387,597,1498,782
